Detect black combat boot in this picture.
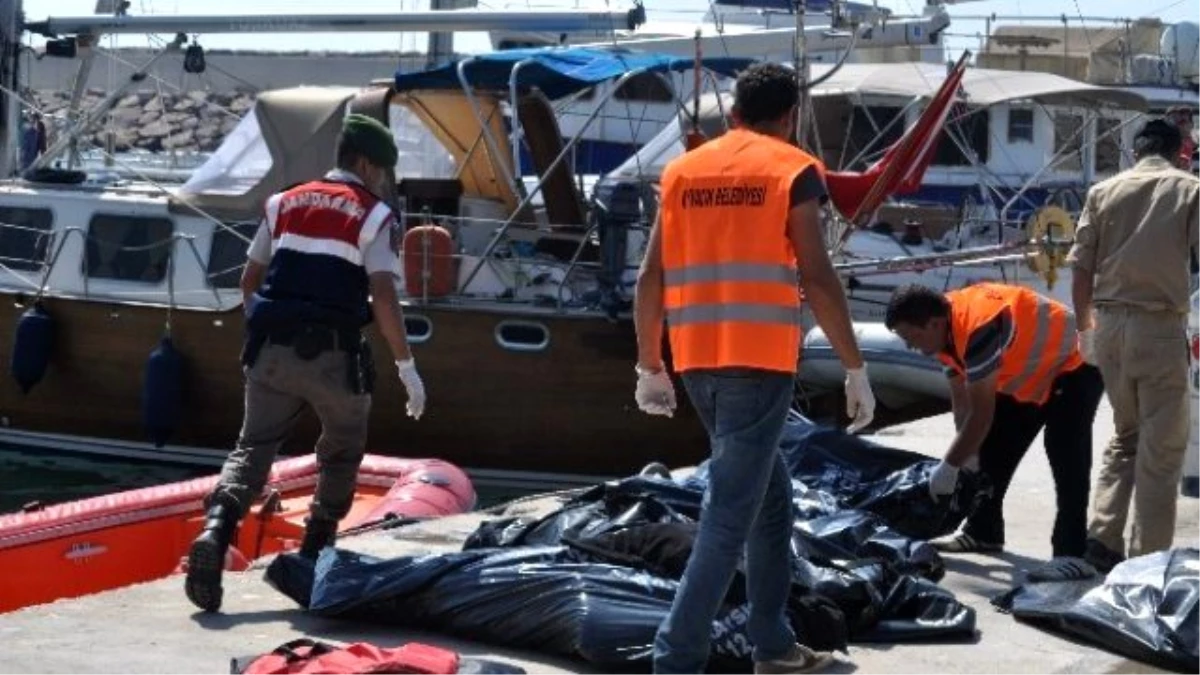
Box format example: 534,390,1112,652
298,517,338,560
185,502,239,612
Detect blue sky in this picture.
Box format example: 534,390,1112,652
18,0,1199,57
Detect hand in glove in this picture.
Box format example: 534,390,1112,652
395,358,426,420
635,365,676,417
844,366,876,433
929,460,960,499
1077,328,1097,365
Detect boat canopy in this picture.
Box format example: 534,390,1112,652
170,86,360,222
811,61,1150,110
393,46,756,100
610,61,1151,182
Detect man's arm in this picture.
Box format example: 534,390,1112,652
364,217,412,363
634,213,667,371
240,221,271,307
1067,190,1098,330
788,198,864,369
944,372,997,467
368,272,412,362
948,373,967,430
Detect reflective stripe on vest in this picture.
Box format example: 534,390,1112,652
940,283,1084,405
660,128,820,374
265,182,392,267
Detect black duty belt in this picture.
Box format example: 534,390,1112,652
266,324,360,360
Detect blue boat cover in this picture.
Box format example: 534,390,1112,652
394,47,757,99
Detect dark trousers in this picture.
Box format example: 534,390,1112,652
963,364,1105,558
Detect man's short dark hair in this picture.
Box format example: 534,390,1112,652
733,62,799,126
884,284,950,330
1134,118,1183,160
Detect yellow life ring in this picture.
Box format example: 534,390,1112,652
1024,205,1076,289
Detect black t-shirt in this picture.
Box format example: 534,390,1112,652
943,309,1014,382
789,165,829,208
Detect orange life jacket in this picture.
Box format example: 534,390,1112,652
660,128,822,374
937,283,1084,405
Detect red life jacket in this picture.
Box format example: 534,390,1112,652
234,639,459,674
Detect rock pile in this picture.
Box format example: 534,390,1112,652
28,89,256,154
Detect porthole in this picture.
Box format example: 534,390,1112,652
405,314,432,344
494,320,549,352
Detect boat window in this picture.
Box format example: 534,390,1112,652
844,106,904,171
1050,112,1084,173
84,214,174,283
494,319,549,352
389,104,457,180
404,314,432,344
1095,117,1122,174
0,207,53,272
1007,108,1035,143
934,107,990,166
206,221,259,288
615,72,674,103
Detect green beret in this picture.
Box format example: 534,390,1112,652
341,113,398,169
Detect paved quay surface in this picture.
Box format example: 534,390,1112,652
0,396,1195,674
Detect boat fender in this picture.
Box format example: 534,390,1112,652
143,335,185,448
11,302,54,394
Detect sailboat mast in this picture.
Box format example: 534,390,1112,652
426,0,457,70
0,0,20,178
794,0,809,149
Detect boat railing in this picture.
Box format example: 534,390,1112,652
397,206,644,314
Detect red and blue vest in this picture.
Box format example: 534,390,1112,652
246,178,394,336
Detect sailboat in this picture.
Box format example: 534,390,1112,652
0,2,753,485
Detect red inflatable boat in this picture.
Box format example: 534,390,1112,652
0,454,475,614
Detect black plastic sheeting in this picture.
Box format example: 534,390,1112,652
266,417,983,671
993,548,1199,673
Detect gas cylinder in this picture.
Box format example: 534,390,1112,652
1183,289,1198,497
403,217,456,300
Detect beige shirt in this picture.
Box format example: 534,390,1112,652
1067,156,1199,315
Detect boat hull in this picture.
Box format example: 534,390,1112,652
0,453,474,614
0,293,710,477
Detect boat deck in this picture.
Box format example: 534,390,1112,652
1,396,1196,674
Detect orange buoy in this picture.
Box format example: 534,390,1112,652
403,224,456,299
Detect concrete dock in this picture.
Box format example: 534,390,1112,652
0,397,1196,674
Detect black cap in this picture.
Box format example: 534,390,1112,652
1134,118,1183,158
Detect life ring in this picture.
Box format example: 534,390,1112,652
1024,205,1075,288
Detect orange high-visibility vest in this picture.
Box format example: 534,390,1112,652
937,282,1085,405
660,128,822,374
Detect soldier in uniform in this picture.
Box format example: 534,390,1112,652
1070,118,1200,571
184,114,427,613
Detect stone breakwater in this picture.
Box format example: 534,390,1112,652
29,88,256,154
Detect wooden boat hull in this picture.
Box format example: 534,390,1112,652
0,293,710,478
0,453,475,614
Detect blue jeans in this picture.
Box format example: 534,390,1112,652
653,367,798,674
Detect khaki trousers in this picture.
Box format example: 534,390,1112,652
1089,305,1190,556
210,343,372,523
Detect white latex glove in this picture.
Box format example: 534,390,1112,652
635,365,677,417
844,366,876,434
395,358,426,420
929,460,960,499
1078,328,1097,365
